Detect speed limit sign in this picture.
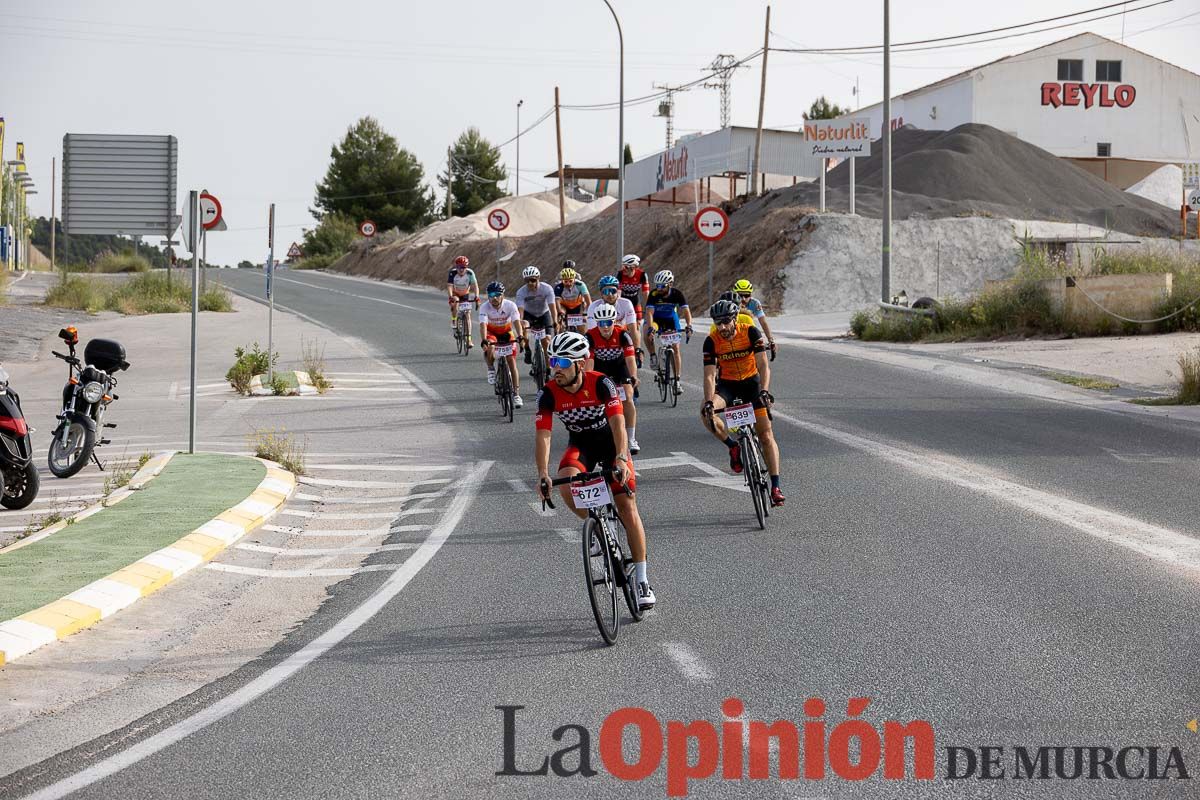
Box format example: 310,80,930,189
359,220,377,237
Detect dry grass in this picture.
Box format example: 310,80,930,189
301,337,333,393
1040,372,1119,391
249,428,307,474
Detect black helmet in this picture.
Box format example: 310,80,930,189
486,281,505,295
717,290,736,303
562,259,576,270
710,299,740,323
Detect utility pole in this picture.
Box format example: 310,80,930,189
516,99,523,196
446,148,454,219
601,0,625,269
50,156,56,275
751,5,770,196
703,54,745,129
652,83,687,150
555,86,566,227
882,0,892,302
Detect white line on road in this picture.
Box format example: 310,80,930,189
305,463,457,472
322,378,413,384
663,642,715,683
206,562,401,578
294,493,420,505
23,460,494,800
298,476,450,489
167,381,178,401
555,527,579,544
529,502,556,518
324,387,421,393
274,275,440,316
277,510,406,520
507,478,532,493
327,372,413,377
235,542,419,556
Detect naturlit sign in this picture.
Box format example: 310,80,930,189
1040,82,1136,109
803,117,872,157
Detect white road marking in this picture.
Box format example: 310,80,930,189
167,381,178,401
529,501,556,518
235,542,418,556
322,378,413,384
555,527,579,544
1101,447,1183,464
275,275,439,316
507,478,532,493
25,460,494,800
305,463,457,472
277,510,407,520
293,493,422,505
206,562,401,578
663,642,715,683
327,372,412,377
324,387,420,393
298,476,449,489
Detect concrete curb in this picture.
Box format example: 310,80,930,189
0,451,175,556
0,456,296,667
248,371,319,396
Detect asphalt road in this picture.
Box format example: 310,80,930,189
7,267,1199,799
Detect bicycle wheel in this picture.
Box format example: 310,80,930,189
743,431,767,530
658,356,669,403
668,354,679,408
610,509,644,623
455,315,465,354
496,360,510,417
582,517,619,644
533,344,547,390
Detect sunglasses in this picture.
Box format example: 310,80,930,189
597,321,614,328
488,292,503,298
737,292,752,299
549,356,574,369
601,288,618,296
715,317,737,326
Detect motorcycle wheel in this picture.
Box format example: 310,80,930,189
1,462,39,510
47,422,95,479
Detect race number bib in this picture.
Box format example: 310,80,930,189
659,332,682,346
723,403,755,430
493,343,516,357
458,302,473,312
570,477,613,509
616,386,627,402
567,314,586,328
529,328,547,340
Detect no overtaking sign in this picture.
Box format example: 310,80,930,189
694,206,728,242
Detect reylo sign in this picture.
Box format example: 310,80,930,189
1040,82,1136,109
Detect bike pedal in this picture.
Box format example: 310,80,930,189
99,438,111,445
104,423,117,428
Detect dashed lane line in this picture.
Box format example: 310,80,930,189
235,542,419,556
298,477,449,489
304,464,457,472
207,563,402,578
663,642,715,683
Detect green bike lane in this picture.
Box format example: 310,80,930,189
7,268,1197,799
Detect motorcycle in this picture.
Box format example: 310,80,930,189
47,326,129,479
0,363,39,509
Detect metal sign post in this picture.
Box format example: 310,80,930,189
819,158,827,213
488,209,511,282
707,242,715,305
267,203,275,381
188,190,200,455
849,157,856,215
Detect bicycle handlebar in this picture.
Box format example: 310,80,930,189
539,465,633,511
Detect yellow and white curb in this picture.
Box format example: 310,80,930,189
0,458,296,667
0,451,175,556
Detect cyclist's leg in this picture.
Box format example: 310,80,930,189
623,382,637,431
670,341,682,378
703,390,730,441
483,339,495,370
754,412,781,476
556,447,588,520
613,492,646,562
507,350,520,394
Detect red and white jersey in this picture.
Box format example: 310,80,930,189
479,298,520,335
535,371,623,447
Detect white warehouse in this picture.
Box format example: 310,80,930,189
852,32,1200,188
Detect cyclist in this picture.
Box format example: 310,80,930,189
710,290,757,335
586,275,637,330
515,265,557,367
479,281,525,408
554,262,591,334
644,270,693,390
700,299,784,506
584,303,640,455
732,279,776,357
618,254,650,365
446,256,479,342
535,331,655,610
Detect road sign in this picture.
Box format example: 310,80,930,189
287,242,303,260
487,208,511,232
1189,189,1200,211
199,192,222,230
1184,163,1200,190
359,220,377,237
694,206,729,242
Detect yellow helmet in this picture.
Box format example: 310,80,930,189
733,279,754,293
560,267,578,282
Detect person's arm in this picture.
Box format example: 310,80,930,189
535,428,553,499
755,350,771,394
702,363,718,405
681,301,693,329
621,332,637,386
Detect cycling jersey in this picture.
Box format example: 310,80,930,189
742,297,766,320
479,298,520,337
586,298,636,329
586,326,634,383
554,279,590,311
618,268,649,306
646,287,688,321
515,281,557,316
447,268,477,297
703,322,766,382
536,371,635,491
708,312,757,337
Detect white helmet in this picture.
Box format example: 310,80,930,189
548,331,590,361
522,265,541,279
653,269,674,286
622,254,641,267
593,304,619,323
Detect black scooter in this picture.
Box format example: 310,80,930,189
0,363,39,509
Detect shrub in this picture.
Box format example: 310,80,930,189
849,310,871,338
1178,347,1200,405
44,273,235,315
250,428,306,474
293,253,339,270
94,251,151,273
270,373,292,396
301,337,333,393
45,276,109,312
226,343,277,395
200,284,233,311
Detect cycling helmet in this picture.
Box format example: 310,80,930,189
522,265,541,279
562,259,576,270
548,331,590,361
733,279,753,293
718,290,736,303
593,304,619,323
710,299,740,323
486,281,505,295
621,254,641,267
560,267,578,282
454,256,469,267
653,270,674,286
597,275,620,290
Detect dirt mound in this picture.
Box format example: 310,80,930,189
739,123,1179,237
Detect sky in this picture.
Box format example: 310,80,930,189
1,0,1196,266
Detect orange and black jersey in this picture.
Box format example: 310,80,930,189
535,371,624,449
702,322,767,381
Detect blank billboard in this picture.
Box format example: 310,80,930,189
62,133,177,236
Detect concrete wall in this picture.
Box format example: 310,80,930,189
1042,274,1174,329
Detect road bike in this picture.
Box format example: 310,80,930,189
527,327,549,390
652,328,688,407
542,466,642,645
492,341,519,423
720,400,772,529
453,300,474,356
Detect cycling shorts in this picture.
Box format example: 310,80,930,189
486,331,516,349
559,445,637,493
523,310,553,331
716,377,769,419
